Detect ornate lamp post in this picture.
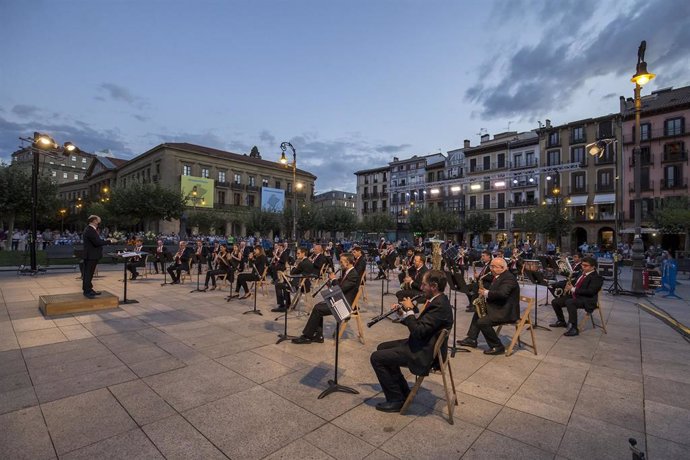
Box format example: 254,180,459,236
59,208,67,233
630,40,655,294
18,132,77,273
279,142,301,250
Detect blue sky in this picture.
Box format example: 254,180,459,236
1,0,689,192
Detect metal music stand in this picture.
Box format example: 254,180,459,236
318,285,360,399
190,253,206,293
160,251,172,286
275,273,312,344
243,262,262,316
108,251,145,304
445,270,471,357
523,259,550,331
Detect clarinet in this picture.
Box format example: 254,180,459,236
367,294,424,327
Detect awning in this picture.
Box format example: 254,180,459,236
565,195,588,206
619,227,659,234
593,193,615,204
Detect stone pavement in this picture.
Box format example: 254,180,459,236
0,264,689,459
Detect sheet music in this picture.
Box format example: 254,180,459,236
332,298,351,322
121,251,142,258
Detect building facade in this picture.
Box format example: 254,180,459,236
354,166,389,221
312,190,357,212
12,146,95,184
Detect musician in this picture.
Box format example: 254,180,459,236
508,248,524,277
272,247,315,313
548,253,583,298
203,244,231,291
233,246,268,299
152,239,170,274
207,241,221,270
465,250,494,312
192,239,210,274
310,244,328,277
549,257,603,336
167,241,193,284
352,246,368,284
291,252,360,344
376,243,398,280
82,215,114,298
395,254,427,302
457,257,520,355
370,270,453,412
398,247,416,285
125,238,146,280
229,243,243,273
268,242,289,284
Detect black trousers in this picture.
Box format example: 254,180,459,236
82,259,98,294
205,268,228,287
552,296,590,326
126,260,145,276
153,257,165,274
370,339,411,403
275,282,292,308
236,272,259,294
466,312,503,349
167,263,185,282
302,301,331,337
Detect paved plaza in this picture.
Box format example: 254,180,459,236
0,264,689,459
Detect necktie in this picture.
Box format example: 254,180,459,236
418,300,430,314
573,274,586,298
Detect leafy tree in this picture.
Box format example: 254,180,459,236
106,183,186,230
186,211,219,234
408,206,460,237
462,212,494,240
316,207,357,239
0,164,59,249
359,212,395,235
654,197,690,251
244,208,281,236
512,206,571,243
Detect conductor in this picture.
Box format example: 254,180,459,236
82,215,113,298
370,269,453,412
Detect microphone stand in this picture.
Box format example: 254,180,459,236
190,254,205,293
243,262,262,316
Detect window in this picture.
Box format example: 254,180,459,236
71,155,76,162
665,165,680,187
525,151,535,166
571,172,586,192
665,117,684,136
248,176,256,187
183,164,192,176
470,158,477,172
262,178,269,187
497,213,505,230
63,172,68,179
372,201,377,212
571,126,585,143
287,182,292,193
74,174,79,180
513,153,522,167
571,146,585,165
548,131,559,146
483,156,490,170
201,168,209,178
547,150,560,166
497,153,505,168
52,171,57,177
247,195,256,207
82,158,87,164
640,123,651,141
469,196,477,210
218,171,226,182
598,120,613,138
483,194,490,209
275,180,281,189
427,172,433,182
234,193,241,206
234,173,241,184
218,191,225,204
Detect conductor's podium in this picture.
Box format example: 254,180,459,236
39,292,119,316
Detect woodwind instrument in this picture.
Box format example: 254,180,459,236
472,272,491,318
174,248,183,264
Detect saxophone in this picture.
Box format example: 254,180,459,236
472,272,491,318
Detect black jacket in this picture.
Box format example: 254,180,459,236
486,271,521,324
82,225,109,261
571,272,604,311
409,264,428,291
333,267,360,306
311,253,328,275
401,293,454,375
354,255,367,283
290,258,315,291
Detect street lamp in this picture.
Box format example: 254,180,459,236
630,40,655,294
59,209,67,233
551,185,562,251
17,132,78,273
279,142,298,250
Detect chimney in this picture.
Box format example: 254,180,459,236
619,96,626,113
545,119,551,128
393,156,399,162
463,139,470,148
481,134,490,143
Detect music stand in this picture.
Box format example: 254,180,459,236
243,262,262,316
190,253,205,293
523,259,550,331
275,273,311,344
108,251,144,304
160,251,172,286
445,270,471,357
317,285,360,399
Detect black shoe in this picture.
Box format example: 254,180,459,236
375,401,404,413
564,325,579,337
131,273,138,280
312,335,324,343
83,292,96,299
271,306,287,313
549,320,567,328
483,347,506,355
291,335,313,344
457,337,478,348
90,290,102,296
171,280,180,285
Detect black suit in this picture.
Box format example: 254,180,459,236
302,267,360,337
153,245,170,274
311,253,328,276
466,271,520,349
126,245,146,277
236,254,268,294
82,225,110,294
551,271,603,326
396,264,428,301
275,258,315,308
370,293,453,402
354,255,367,284
167,247,193,283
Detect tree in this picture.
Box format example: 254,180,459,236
512,206,572,244
0,164,59,249
408,206,460,237
316,207,357,239
359,212,395,235
106,183,186,230
244,208,281,236
654,197,690,252
186,211,219,234
462,212,494,241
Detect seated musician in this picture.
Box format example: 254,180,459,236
548,253,583,297
310,244,328,277
370,269,453,412
395,253,427,302
203,244,231,291
272,247,315,313
291,252,360,344
549,256,603,336
351,246,368,284
191,239,209,274
126,238,145,280
465,250,493,312
457,257,520,355
398,247,416,285
152,239,170,274
207,241,221,270
233,246,268,299
268,242,289,284
508,248,524,277
167,241,193,284
375,243,398,280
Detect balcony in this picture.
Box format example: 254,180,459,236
216,181,230,188
568,186,588,195
214,203,249,211
510,181,538,189
628,153,654,167
662,150,688,163
508,199,537,208
570,134,587,144
660,179,688,190
598,212,616,221
629,180,654,193
231,182,244,191
595,155,615,165
595,183,614,193
511,159,539,169
246,185,260,192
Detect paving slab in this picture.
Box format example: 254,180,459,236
109,379,176,426
59,428,164,460
0,406,56,459
488,406,566,454
263,438,335,460
215,349,297,384
644,399,690,447
461,430,554,460
142,414,227,460
557,412,646,460
303,423,377,460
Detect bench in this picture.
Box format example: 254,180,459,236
45,245,78,268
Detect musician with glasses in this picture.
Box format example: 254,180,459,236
167,241,193,284
549,256,603,336
395,253,427,302
457,258,520,355
548,253,583,298
370,269,453,412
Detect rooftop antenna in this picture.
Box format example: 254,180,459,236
505,121,512,131
476,128,487,137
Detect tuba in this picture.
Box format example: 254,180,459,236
553,257,573,298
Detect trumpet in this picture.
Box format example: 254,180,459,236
367,294,424,327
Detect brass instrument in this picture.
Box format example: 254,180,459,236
553,257,574,297
472,272,491,318
367,294,424,327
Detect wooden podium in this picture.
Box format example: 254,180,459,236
39,292,119,317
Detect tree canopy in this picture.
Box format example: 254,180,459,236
512,205,572,240
408,206,460,237
462,212,494,236
359,212,395,235
315,207,357,238
105,183,186,230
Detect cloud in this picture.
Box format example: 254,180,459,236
11,105,42,118
258,130,276,145
467,0,690,119
98,83,148,109
375,144,412,154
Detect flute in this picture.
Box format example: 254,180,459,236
367,294,424,328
